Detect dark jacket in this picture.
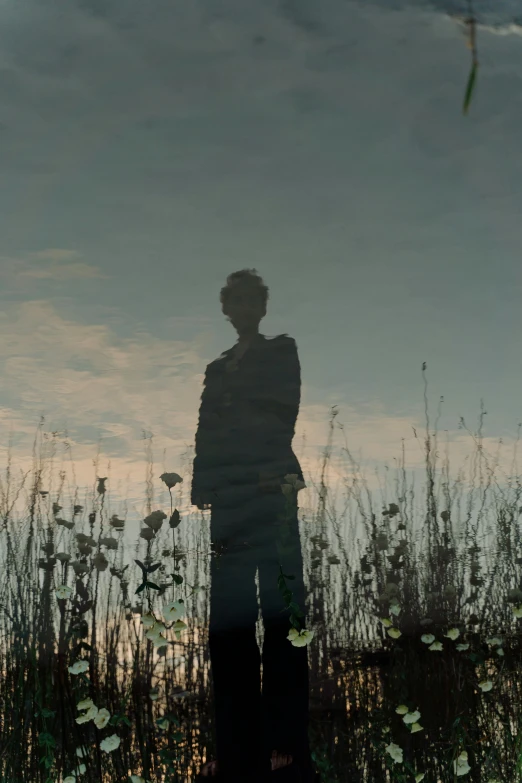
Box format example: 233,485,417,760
191,333,305,506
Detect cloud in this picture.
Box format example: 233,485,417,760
28,248,81,262
19,261,110,280
2,248,110,281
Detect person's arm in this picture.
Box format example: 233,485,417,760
253,336,301,490
191,365,222,508
262,335,301,445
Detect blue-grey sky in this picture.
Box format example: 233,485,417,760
1,0,521,528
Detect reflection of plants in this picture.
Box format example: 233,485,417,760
1,379,522,780
308,722,339,783
336,364,518,781
277,475,315,647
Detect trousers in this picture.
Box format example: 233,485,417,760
207,485,312,782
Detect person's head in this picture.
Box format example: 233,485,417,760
220,268,269,338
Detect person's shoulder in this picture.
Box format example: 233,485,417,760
264,333,296,345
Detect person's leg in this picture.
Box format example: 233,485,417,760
208,500,269,782
255,492,314,780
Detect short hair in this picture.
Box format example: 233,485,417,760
220,268,269,308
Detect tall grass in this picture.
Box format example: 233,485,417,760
0,367,521,782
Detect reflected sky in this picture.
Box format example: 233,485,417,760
0,0,521,533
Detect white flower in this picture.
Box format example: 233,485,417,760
159,472,183,489
76,713,92,724
389,602,401,616
140,528,155,541
143,510,167,532
445,627,460,640
415,774,426,782
478,680,493,692
94,708,111,729
71,560,89,575
99,536,119,549
420,634,435,644
403,710,421,724
428,641,443,651
387,627,401,639
163,599,185,622
395,704,409,715
376,533,389,550
64,777,76,783
512,604,522,618
283,474,306,490
77,698,95,711
410,723,423,734
76,745,88,758
83,705,99,721
287,628,314,647
380,618,393,628
327,554,341,565
454,750,471,776
70,763,86,775
100,734,120,753
56,517,75,529
385,742,403,763
69,660,89,675
486,636,502,647
55,585,73,600
456,643,470,651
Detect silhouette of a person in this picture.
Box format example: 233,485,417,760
192,270,316,782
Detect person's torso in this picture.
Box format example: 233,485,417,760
204,334,303,479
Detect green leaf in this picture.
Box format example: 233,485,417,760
462,61,478,115
38,733,55,747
